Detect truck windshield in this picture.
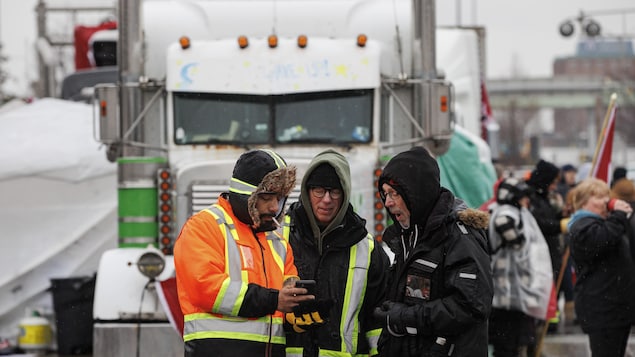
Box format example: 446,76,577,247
173,89,373,145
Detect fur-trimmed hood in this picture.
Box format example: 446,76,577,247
457,208,490,230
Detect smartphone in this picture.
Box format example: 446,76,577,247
295,279,316,295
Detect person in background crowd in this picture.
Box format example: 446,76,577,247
489,177,553,357
568,177,635,357
283,149,390,356
556,163,578,327
174,149,313,357
556,164,577,205
610,177,635,234
525,159,568,332
611,166,627,189
373,146,493,357
479,176,505,213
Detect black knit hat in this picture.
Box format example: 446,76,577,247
228,149,296,230
526,159,559,193
305,163,342,190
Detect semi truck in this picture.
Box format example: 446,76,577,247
89,0,466,355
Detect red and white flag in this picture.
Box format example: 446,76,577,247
480,80,494,142
156,276,184,336
590,94,618,182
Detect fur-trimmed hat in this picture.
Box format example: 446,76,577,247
228,149,296,230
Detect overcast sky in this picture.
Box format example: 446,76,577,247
1,0,635,97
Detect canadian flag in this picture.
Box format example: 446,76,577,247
590,94,618,182
480,81,494,142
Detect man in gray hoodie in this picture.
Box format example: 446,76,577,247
282,149,390,356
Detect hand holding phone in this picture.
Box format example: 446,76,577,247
295,279,316,296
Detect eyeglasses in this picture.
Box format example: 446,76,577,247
380,190,401,201
310,186,343,199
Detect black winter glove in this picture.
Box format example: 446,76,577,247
373,301,419,336
286,299,333,333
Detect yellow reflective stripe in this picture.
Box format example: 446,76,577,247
206,205,246,316
282,215,291,240
286,347,303,357
228,150,286,195
366,327,381,355
340,234,373,353
260,149,286,169
229,177,258,195
318,350,368,357
267,231,286,273
183,313,285,344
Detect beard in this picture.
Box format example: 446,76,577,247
253,214,278,232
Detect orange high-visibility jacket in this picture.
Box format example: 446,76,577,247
174,196,298,352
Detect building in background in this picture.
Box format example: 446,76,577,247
550,38,635,159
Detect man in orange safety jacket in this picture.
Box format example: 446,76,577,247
175,149,314,357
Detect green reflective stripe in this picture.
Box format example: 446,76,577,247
340,234,373,353
282,215,291,240
229,177,258,195
366,327,381,355
228,150,286,195
183,314,285,344
267,231,287,273
260,149,286,169
205,206,247,316
285,347,303,357
318,350,366,357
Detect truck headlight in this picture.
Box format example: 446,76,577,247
137,251,165,280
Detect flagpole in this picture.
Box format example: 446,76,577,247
535,92,618,357
589,92,618,177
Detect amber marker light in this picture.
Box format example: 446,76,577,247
440,95,448,112
268,34,278,48
179,36,191,49
297,35,308,48
100,100,107,117
238,36,249,49
357,34,368,47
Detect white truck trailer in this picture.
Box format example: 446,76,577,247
91,0,459,355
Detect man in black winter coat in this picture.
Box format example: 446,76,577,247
374,146,493,357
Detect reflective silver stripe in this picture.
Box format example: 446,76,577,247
228,150,287,195
317,348,370,357
366,327,381,354
459,272,477,279
414,258,438,269
206,205,246,316
266,231,287,273
229,177,258,195
406,326,418,334
339,234,373,353
183,314,285,343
